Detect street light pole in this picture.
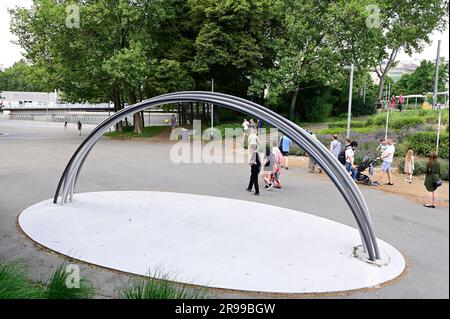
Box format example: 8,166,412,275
210,78,214,140
346,64,354,139
363,74,367,104
433,40,441,155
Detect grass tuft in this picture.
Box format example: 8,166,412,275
0,261,42,299
44,263,94,299
118,270,208,299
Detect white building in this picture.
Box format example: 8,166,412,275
0,91,58,109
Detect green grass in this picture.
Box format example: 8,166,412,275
44,263,94,299
104,125,168,139
0,261,42,299
316,127,375,135
118,270,208,299
0,261,94,299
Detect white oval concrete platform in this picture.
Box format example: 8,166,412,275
19,191,405,294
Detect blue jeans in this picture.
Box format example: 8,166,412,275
345,162,357,180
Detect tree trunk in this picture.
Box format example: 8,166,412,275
113,87,123,132
377,75,385,101
201,103,206,122
289,87,300,121
128,88,143,134
376,47,399,101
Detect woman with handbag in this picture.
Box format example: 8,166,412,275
423,152,442,208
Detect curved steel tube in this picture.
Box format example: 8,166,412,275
53,91,380,261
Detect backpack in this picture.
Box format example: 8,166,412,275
338,145,351,165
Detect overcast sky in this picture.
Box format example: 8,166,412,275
1,0,449,69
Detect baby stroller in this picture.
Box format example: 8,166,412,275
355,157,379,186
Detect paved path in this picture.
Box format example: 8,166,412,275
0,119,448,298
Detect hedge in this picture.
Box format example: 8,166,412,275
396,158,449,181
328,121,366,128
400,131,449,159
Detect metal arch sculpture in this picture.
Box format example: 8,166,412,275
53,91,380,261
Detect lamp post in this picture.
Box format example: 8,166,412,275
344,64,354,138
207,79,215,140
433,40,441,155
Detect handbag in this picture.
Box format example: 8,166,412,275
433,179,443,188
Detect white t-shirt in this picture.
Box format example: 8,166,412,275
248,133,258,145
382,144,395,163
242,121,249,130
345,147,354,164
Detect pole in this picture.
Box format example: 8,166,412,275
346,64,354,138
433,40,441,155
437,105,442,155
210,78,214,140
432,40,441,109
363,74,367,104
385,102,390,140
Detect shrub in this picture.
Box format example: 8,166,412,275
396,158,449,181
389,116,425,129
289,144,307,156
351,96,376,116
328,121,366,128
400,131,449,159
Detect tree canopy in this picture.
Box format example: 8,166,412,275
6,0,449,125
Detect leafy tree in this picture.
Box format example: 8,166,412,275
0,60,48,92
249,0,385,121
393,59,449,96
10,0,175,133
373,0,449,100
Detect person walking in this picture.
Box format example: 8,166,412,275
376,138,395,185
263,145,276,189
398,94,404,112
272,141,283,188
308,131,322,173
77,120,82,136
64,121,67,129
247,148,261,196
249,118,256,130
345,141,358,180
376,99,382,114
170,114,177,131
279,134,292,170
390,95,396,110
242,119,249,146
404,149,415,183
423,152,441,208
329,134,341,159
247,129,259,154
257,119,263,135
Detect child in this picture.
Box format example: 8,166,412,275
263,146,275,189
272,162,282,189
376,138,387,154
404,149,415,183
